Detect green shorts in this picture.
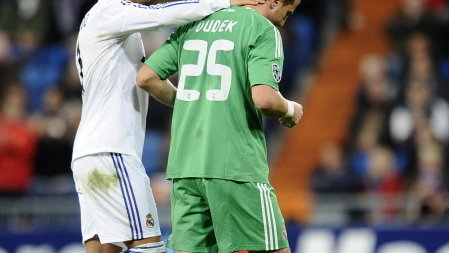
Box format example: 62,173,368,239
168,178,289,253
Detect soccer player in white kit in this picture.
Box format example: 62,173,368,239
71,0,262,252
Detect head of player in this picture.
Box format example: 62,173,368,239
132,0,268,7
131,0,151,4
249,0,301,27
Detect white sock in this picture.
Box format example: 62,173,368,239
126,241,166,253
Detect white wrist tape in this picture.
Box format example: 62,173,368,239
284,100,294,118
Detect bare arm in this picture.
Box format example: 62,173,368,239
137,65,176,107
251,85,303,128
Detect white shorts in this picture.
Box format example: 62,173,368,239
72,152,161,244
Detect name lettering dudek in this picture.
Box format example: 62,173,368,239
195,20,239,33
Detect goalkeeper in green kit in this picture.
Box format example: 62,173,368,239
137,0,303,252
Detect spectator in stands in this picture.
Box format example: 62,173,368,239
0,84,37,196
399,32,440,99
0,31,15,87
0,31,12,64
348,54,398,177
389,79,449,149
349,129,378,177
386,0,439,56
407,139,448,225
386,1,449,96
350,54,395,148
0,0,70,113
31,87,76,195
426,0,449,64
365,145,404,220
388,77,449,179
427,0,449,12
19,37,70,112
365,146,403,192
311,141,362,193
52,0,85,38
58,35,84,101
0,0,58,43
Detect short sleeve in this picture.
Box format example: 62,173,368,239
145,28,182,79
248,26,284,90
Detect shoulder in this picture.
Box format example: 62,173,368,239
222,7,278,39
254,20,280,46
214,7,271,26
235,8,278,39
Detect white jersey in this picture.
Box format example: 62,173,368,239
73,0,229,161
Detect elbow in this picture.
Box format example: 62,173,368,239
251,85,278,111
251,85,282,116
253,97,275,111
136,71,149,89
136,65,157,90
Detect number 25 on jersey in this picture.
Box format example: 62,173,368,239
177,39,234,102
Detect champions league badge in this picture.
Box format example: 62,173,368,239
282,225,288,240
272,63,282,83
146,213,155,228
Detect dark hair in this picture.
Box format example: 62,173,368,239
283,0,297,5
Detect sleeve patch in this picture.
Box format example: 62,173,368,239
272,63,282,83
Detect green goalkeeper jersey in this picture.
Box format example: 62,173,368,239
145,6,284,183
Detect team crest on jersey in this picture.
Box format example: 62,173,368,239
282,225,288,240
146,213,154,228
272,63,282,83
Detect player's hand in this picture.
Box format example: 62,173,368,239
230,0,265,6
279,102,303,128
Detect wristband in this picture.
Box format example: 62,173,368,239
284,100,294,118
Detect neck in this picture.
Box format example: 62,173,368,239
245,3,270,19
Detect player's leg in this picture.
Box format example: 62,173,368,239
73,164,101,253
85,235,101,253
73,153,165,252
109,153,165,252
82,233,163,253
126,235,164,247
121,236,165,252
99,243,123,253
204,179,290,253
169,178,217,253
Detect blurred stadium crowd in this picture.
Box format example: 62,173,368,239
311,0,449,226
0,0,448,231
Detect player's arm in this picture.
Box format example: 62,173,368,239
252,85,302,128
248,26,303,128
136,25,180,107
110,0,263,36
137,65,176,107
